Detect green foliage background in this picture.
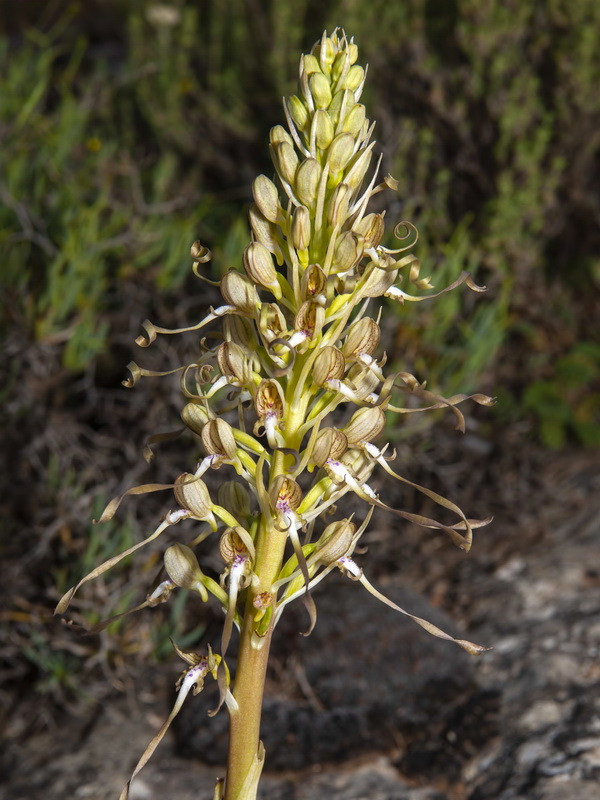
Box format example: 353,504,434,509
2,0,599,442
1,0,599,731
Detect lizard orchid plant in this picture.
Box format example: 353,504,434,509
56,29,493,800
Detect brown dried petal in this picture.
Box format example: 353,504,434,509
343,316,380,359
313,345,346,386
164,544,204,591
243,241,278,289
315,519,355,564
201,418,238,460
220,270,260,314
174,474,213,518
312,427,348,467
180,403,210,435
343,406,386,445
217,341,251,385
347,363,380,399
224,313,257,349
341,448,376,482
219,526,255,563
259,302,287,341
334,231,364,273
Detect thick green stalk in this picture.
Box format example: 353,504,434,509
224,393,307,799
223,580,274,800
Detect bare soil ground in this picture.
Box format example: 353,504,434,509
3,428,599,800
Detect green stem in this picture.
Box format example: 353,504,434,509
224,394,307,798
223,604,274,800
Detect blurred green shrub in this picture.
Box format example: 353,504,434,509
2,0,598,443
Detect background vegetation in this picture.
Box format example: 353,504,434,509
1,0,599,746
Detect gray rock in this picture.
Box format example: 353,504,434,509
173,574,495,775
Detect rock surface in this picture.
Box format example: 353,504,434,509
4,448,600,800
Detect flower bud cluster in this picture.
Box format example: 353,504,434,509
57,32,494,795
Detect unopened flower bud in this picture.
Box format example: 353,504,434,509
273,141,299,185
327,182,350,228
334,231,364,273
269,124,294,148
291,205,311,251
315,518,355,564
341,102,366,136
220,270,260,314
269,475,302,512
343,317,381,360
313,346,346,387
315,35,336,71
312,427,348,467
217,341,251,385
331,51,349,84
328,89,355,127
328,132,355,174
181,402,210,435
287,95,309,131
295,158,321,207
313,109,334,149
224,313,257,349
340,64,364,92
217,481,251,520
249,203,284,264
309,71,332,108
343,406,386,444
302,53,322,76
174,474,213,519
164,544,206,595
243,241,280,297
252,175,280,223
344,143,374,191
201,418,238,461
